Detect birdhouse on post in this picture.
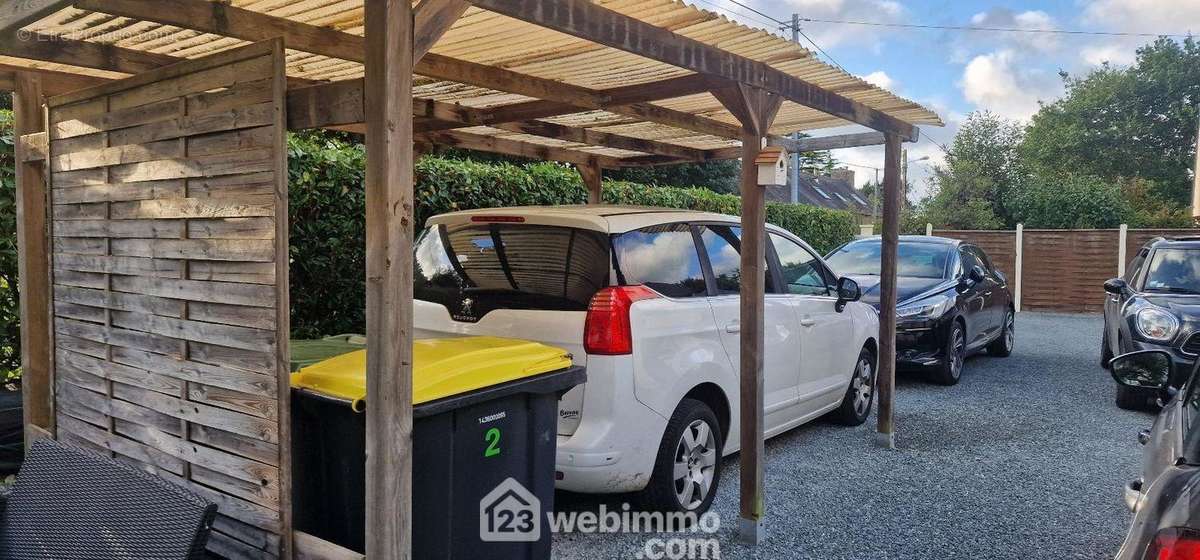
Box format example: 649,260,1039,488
755,146,788,186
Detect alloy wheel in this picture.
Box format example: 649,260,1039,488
1003,312,1015,352
851,356,875,416
950,327,965,379
673,419,717,510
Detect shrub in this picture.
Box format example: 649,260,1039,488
288,134,856,337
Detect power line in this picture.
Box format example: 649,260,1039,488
792,26,847,72
788,17,1191,38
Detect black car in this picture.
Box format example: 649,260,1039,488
1103,237,1200,410
826,236,1015,385
1110,350,1200,559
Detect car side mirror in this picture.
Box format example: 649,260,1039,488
969,265,986,283
1104,278,1128,295
835,277,860,313
1110,350,1173,391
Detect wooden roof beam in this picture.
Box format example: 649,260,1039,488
419,130,624,168
0,63,107,95
705,131,888,160
414,0,470,62
73,0,746,140
287,78,702,160
468,0,919,140
0,31,179,75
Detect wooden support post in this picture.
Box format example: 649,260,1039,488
876,132,902,450
579,161,602,204
14,72,53,445
712,83,781,545
364,0,414,559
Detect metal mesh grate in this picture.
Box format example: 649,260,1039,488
0,439,217,560
1183,333,1200,356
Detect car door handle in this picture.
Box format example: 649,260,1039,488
800,317,816,327
725,322,740,333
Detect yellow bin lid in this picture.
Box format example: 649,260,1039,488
290,336,573,409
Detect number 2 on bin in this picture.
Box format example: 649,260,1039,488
484,427,501,457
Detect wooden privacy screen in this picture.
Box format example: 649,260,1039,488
45,40,290,559
935,228,1200,313
933,230,1017,282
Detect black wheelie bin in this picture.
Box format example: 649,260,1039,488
291,336,584,559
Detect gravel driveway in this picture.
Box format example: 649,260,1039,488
552,312,1149,559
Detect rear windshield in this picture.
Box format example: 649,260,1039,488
1142,248,1200,295
414,223,610,322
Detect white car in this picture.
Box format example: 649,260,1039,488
413,205,879,513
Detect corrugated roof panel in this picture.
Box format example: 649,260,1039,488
14,0,942,161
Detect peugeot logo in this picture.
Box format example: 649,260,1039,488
462,298,474,315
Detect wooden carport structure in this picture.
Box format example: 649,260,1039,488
0,1,941,558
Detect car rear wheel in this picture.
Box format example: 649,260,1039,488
642,398,722,515
987,309,1014,357
830,346,876,425
931,320,965,386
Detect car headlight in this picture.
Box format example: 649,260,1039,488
1136,307,1179,341
896,294,955,319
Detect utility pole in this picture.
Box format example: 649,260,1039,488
789,13,801,204
872,167,880,226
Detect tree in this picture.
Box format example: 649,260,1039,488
921,111,1025,229
1008,173,1132,229
1021,37,1200,208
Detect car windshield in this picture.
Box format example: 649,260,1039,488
1142,248,1200,294
825,241,950,279
413,223,610,321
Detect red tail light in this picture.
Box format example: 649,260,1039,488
583,286,659,355
1148,529,1200,560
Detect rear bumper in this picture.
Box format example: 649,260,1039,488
553,355,666,494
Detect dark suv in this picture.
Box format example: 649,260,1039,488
1103,237,1200,410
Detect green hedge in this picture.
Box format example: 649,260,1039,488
288,132,856,337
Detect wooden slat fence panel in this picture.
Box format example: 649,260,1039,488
931,230,1016,279
1126,229,1200,260
1016,229,1117,313
45,40,289,559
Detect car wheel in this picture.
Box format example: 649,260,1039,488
1116,384,1155,411
1100,331,1113,370
642,398,722,515
931,320,965,386
830,346,876,425
987,308,1015,357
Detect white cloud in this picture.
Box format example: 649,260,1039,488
967,9,1061,53
1081,0,1200,34
1080,42,1138,66
958,49,1062,121
858,70,895,90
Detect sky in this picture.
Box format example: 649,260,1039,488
697,0,1200,199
